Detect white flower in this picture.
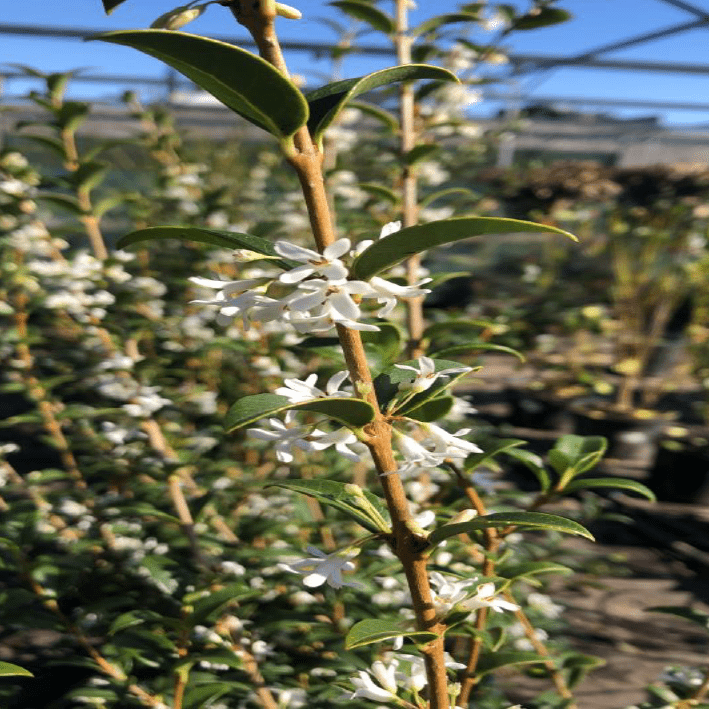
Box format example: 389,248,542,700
308,427,366,462
246,413,314,463
393,430,441,469
396,652,466,692
287,278,379,332
275,238,350,283
189,276,272,326
275,371,350,403
367,275,431,317
352,220,401,256
429,571,479,616
350,659,400,702
280,546,363,589
421,423,483,459
459,582,520,614
395,356,472,393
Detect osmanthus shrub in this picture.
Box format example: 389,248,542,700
0,1,687,709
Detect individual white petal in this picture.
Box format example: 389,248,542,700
278,264,315,284
323,238,351,259
319,261,349,281
326,370,349,395
274,240,320,262
327,289,361,321
380,220,402,238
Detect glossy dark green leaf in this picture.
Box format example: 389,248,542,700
564,477,655,501
116,226,297,270
549,434,607,481
374,358,473,415
413,11,480,36
307,64,457,142
21,134,66,159
270,479,391,534
183,682,235,709
513,8,572,30
345,618,437,649
430,342,525,362
423,319,495,341
352,217,577,280
225,393,375,432
0,661,33,677
56,101,90,132
503,447,551,492
476,651,546,675
94,31,309,139
405,396,455,422
330,0,396,33
429,511,594,545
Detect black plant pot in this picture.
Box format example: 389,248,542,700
506,388,577,433
570,401,673,464
648,428,709,504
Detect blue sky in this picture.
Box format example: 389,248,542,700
3,0,709,126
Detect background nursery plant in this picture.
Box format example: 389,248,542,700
2,2,704,709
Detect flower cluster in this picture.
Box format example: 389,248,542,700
190,222,430,335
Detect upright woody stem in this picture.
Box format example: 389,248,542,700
395,0,426,357
231,3,450,706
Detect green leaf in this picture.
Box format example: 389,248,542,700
497,561,573,581
413,12,480,36
94,31,308,139
183,682,234,709
357,183,400,204
20,134,66,159
0,661,33,677
102,0,129,13
564,477,656,501
405,144,440,166
306,64,458,143
270,479,391,534
373,358,473,415
429,511,594,545
430,342,525,362
348,100,398,131
345,618,437,649
513,8,572,30
504,447,551,492
420,187,478,208
464,437,527,473
116,226,297,270
35,192,84,215
352,217,577,280
225,394,375,432
71,161,108,193
330,1,396,33
548,435,607,483
189,583,247,626
476,651,546,675
648,606,709,632
56,101,90,132
405,396,454,422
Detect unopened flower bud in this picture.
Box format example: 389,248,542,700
233,249,267,262
275,2,302,19
151,5,205,31
449,508,478,525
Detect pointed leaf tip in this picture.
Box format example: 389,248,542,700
92,30,308,138
352,217,577,280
